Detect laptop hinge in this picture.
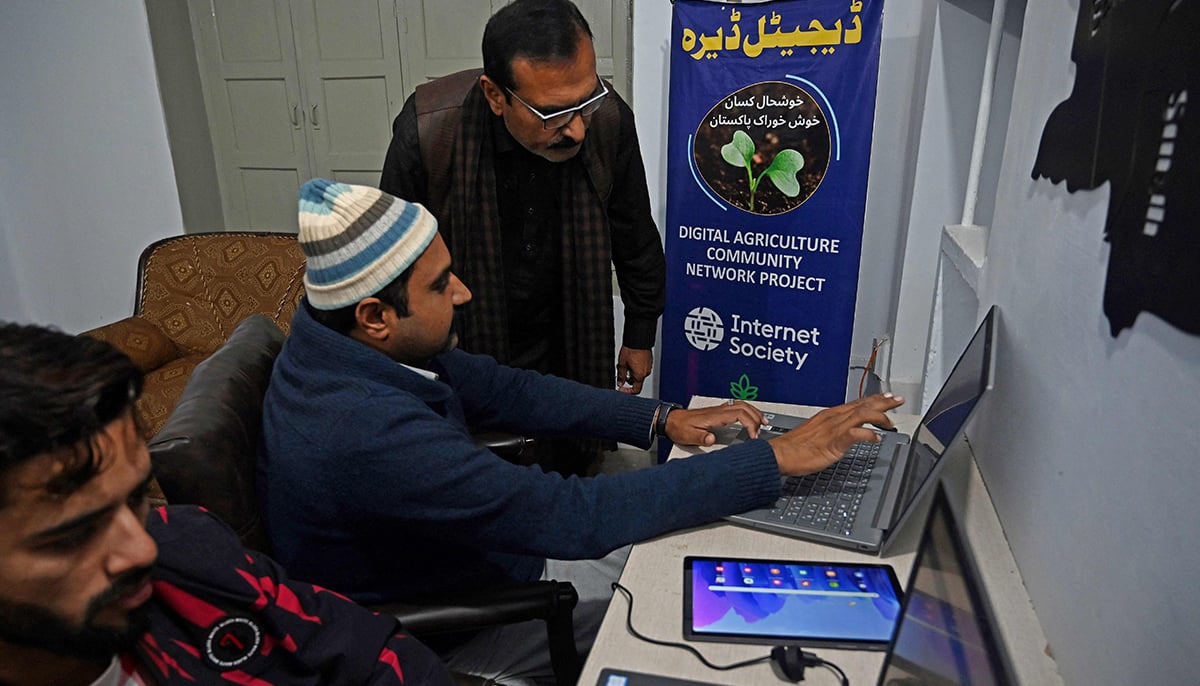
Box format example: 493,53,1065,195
872,445,911,530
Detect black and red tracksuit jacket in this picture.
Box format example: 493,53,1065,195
122,506,454,685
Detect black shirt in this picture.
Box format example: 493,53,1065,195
492,115,564,372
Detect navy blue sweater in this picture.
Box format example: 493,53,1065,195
258,302,780,603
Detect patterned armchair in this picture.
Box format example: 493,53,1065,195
84,232,305,442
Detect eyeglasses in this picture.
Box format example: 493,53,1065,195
505,79,609,130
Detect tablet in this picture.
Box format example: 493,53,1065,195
683,556,903,650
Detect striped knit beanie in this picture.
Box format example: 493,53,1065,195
298,179,438,310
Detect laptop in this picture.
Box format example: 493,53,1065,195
725,306,997,553
876,482,1016,685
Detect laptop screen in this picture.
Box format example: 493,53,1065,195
877,485,1015,686
887,307,995,529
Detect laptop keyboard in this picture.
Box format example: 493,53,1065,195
766,441,881,535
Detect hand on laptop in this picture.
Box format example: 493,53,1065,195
663,400,766,446
769,393,905,475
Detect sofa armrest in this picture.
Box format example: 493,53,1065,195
83,316,180,372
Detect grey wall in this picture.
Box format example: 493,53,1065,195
0,221,22,320
974,1,1200,683
0,0,181,331
144,0,224,233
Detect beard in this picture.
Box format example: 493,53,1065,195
0,567,153,662
443,312,465,354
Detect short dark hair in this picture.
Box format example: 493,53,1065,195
306,264,416,334
482,0,593,94
0,323,143,507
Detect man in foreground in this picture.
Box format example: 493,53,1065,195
259,179,904,683
0,322,453,685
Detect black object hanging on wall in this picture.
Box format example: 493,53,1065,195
1032,0,1198,338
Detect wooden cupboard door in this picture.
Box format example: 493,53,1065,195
393,0,497,87
189,0,309,232
292,0,406,184
574,0,629,100
396,0,630,100
189,0,630,232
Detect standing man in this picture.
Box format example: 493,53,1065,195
380,0,664,474
0,322,454,686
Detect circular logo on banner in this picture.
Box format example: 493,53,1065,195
693,81,831,215
684,307,725,351
204,616,261,668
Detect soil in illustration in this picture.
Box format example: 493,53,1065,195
694,81,831,215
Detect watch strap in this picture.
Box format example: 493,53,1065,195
655,402,683,436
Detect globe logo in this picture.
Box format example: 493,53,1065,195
683,307,724,351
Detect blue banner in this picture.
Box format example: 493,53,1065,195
660,0,884,408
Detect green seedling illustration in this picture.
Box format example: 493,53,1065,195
729,373,759,401
720,130,804,212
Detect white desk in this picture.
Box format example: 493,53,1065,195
579,398,1061,685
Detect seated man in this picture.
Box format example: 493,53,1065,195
0,322,454,686
259,179,904,683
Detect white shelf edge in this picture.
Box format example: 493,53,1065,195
941,223,988,294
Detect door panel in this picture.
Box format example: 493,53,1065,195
331,170,383,186
310,0,388,61
211,0,286,61
226,79,303,155
317,76,395,175
240,168,306,232
293,0,405,180
190,0,310,230
398,0,629,100
576,0,616,89
397,0,494,84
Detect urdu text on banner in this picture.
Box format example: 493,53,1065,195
660,0,884,408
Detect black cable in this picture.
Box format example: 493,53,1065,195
816,658,850,686
611,582,773,672
612,581,854,684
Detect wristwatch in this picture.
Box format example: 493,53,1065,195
655,402,683,437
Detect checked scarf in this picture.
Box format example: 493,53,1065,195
416,70,620,391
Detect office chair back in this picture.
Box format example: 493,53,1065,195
147,314,281,552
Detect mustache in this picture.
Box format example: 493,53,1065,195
549,136,581,150
90,565,154,610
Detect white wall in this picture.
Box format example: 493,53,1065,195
974,1,1200,683
0,0,181,332
630,2,672,264
888,0,1023,403
630,1,672,400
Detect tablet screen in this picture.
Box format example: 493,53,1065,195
683,556,903,650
